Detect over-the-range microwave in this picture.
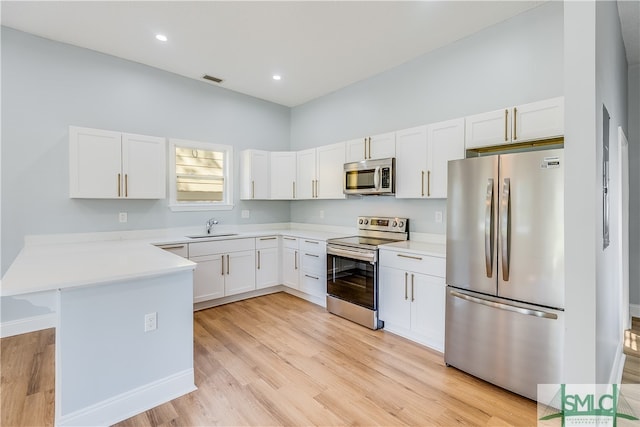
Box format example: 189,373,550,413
343,157,395,196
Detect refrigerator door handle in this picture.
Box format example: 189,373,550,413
484,178,494,278
449,290,558,320
500,178,511,281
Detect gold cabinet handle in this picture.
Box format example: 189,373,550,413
227,254,230,275
125,174,128,197
421,171,425,197
221,255,225,276
252,181,255,199
161,245,185,250
293,181,296,199
304,240,319,244
397,253,423,261
504,109,509,141
304,274,319,280
284,237,296,241
411,273,415,302
259,237,277,241
295,250,298,270
363,137,367,159
117,173,121,197
305,253,319,258
427,170,431,197
404,272,408,300
513,107,518,140
257,250,261,270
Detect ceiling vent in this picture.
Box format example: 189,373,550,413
202,74,223,84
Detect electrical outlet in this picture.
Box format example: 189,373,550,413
319,210,325,219
144,312,157,332
435,211,443,223
241,210,250,219
119,212,128,223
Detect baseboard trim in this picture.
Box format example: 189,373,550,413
630,304,640,318
0,313,56,338
609,341,626,385
56,368,196,427
283,288,326,308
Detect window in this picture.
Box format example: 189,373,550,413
168,139,233,211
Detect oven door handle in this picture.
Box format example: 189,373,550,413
327,246,376,263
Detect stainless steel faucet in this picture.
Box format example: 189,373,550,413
206,218,218,234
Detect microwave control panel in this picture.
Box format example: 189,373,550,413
381,167,390,188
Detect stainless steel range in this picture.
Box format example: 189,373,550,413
326,216,409,330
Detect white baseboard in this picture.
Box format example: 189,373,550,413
0,313,56,338
630,304,640,318
609,341,626,385
56,369,196,427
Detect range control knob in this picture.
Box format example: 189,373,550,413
359,218,364,225
392,221,398,227
364,219,369,225
398,221,404,228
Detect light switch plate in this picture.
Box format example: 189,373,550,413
119,212,128,223
241,210,250,219
144,312,157,332
435,211,443,223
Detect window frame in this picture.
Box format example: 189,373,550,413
168,138,234,212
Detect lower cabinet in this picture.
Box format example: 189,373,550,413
256,236,279,289
189,238,256,302
281,236,300,289
298,238,327,299
379,248,446,351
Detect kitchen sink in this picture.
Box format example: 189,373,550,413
186,233,238,239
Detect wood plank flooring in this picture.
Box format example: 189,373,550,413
2,292,570,426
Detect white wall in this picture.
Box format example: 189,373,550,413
629,63,640,310
594,0,629,383
289,1,563,231
0,27,291,275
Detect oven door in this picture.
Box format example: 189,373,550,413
326,246,377,310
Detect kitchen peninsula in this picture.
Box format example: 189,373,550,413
1,240,197,426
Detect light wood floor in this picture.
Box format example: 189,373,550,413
3,292,581,426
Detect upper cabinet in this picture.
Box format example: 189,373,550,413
465,96,564,149
396,118,464,199
296,142,346,200
345,132,396,162
270,152,297,200
240,149,269,200
69,126,166,199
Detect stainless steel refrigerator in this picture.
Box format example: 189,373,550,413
445,148,564,401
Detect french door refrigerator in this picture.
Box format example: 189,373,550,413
445,148,564,401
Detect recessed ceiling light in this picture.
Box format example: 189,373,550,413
155,34,168,42
272,75,282,81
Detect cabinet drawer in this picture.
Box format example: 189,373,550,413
156,243,188,258
282,236,299,249
256,236,279,249
379,250,445,277
299,238,325,252
300,271,326,299
301,251,325,273
189,238,255,257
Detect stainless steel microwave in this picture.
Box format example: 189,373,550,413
343,158,395,195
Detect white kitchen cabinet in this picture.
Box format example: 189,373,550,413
189,238,256,302
299,238,327,299
395,118,464,199
296,142,345,199
345,132,396,162
465,96,564,149
270,152,297,199
256,236,279,289
281,236,299,289
240,149,269,200
379,248,446,351
69,126,166,199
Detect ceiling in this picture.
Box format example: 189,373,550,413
1,1,638,108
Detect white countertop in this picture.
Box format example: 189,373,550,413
1,226,354,297
380,240,446,257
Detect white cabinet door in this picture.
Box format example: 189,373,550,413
316,142,345,199
379,267,411,330
369,132,396,160
270,152,296,200
225,250,256,296
122,133,166,199
296,149,316,199
395,126,428,199
409,273,446,351
427,118,465,198
282,247,299,289
240,149,269,200
69,126,122,198
345,132,395,162
465,108,510,149
191,254,225,302
256,246,279,289
512,96,564,143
